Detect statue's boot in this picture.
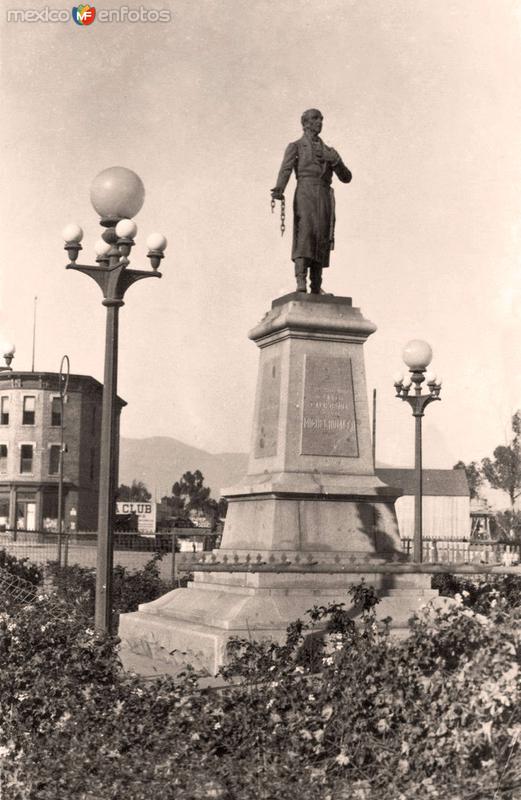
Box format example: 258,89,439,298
310,265,322,294
294,259,307,293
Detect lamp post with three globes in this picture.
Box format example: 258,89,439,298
394,340,442,563
62,166,167,632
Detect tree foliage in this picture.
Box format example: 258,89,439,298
481,411,521,508
117,480,152,502
493,509,521,540
159,494,185,518
162,470,226,524
453,460,482,500
171,470,210,512
200,497,228,530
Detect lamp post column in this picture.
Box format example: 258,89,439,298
58,404,64,564
96,300,122,631
413,411,423,563
57,354,70,567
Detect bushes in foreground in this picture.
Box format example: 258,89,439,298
0,578,520,800
45,554,171,624
433,571,521,614
0,550,43,589
0,546,189,626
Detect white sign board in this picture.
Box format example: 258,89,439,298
178,539,204,552
116,502,157,533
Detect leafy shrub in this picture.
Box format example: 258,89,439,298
433,571,521,614
45,561,96,617
112,554,171,614
0,550,44,617
46,554,171,626
0,550,43,588
0,580,520,799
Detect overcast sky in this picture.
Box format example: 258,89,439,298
1,0,520,471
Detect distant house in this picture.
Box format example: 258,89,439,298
376,468,470,540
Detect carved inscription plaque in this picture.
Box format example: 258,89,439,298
254,357,281,458
301,355,359,457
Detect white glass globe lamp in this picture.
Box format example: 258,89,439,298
402,340,433,371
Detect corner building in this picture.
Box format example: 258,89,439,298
0,371,125,532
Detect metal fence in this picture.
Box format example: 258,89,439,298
0,528,214,585
4,530,521,581
401,537,521,565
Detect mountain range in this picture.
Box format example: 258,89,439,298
119,436,393,503
119,436,248,500
119,435,486,508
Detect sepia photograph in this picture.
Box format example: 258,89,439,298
0,1,520,797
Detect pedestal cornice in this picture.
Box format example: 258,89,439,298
249,294,377,348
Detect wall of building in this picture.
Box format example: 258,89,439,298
0,372,124,532
395,495,471,540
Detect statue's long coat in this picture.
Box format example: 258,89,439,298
274,135,352,267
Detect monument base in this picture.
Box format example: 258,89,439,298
118,568,439,676
218,477,404,564
118,293,436,678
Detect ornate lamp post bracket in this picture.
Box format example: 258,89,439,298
65,223,163,306
394,369,441,417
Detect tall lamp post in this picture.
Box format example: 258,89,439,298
62,166,167,632
56,355,70,567
394,340,442,563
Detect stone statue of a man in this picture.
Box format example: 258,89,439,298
271,109,352,294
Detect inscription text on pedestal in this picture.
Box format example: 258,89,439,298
301,355,359,457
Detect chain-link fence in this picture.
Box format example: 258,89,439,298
0,564,41,609
0,528,215,585
0,559,92,627
0,528,218,631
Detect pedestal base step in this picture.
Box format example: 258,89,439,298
119,569,439,676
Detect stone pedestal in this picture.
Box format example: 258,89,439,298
119,294,437,676
219,293,402,563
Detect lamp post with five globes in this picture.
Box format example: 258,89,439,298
394,340,442,563
62,166,167,632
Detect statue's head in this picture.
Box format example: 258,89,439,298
301,109,323,134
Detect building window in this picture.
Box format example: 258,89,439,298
51,397,61,427
49,445,60,475
20,444,33,474
0,445,7,474
22,396,35,425
42,490,58,529
0,397,9,425
0,493,8,529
